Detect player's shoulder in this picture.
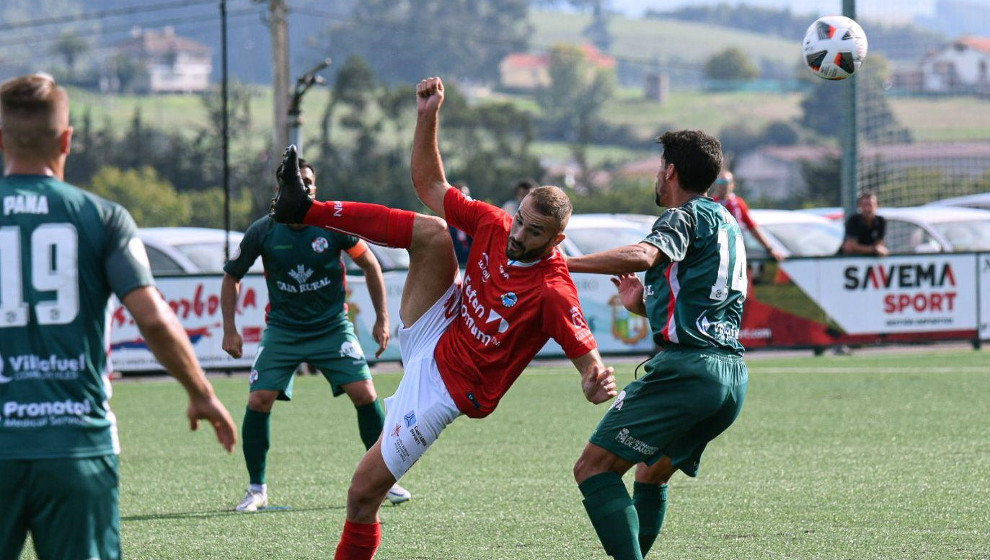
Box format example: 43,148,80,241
49,177,132,224
540,252,579,295
245,215,278,237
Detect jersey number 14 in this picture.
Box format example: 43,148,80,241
0,224,79,327
709,228,748,302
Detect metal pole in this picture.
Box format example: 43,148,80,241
841,0,858,218
288,58,331,157
220,0,231,260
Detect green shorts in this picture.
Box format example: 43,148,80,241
250,322,372,400
589,345,748,477
0,455,120,560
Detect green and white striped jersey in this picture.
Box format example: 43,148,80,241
641,197,747,355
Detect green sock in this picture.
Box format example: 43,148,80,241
579,472,643,560
633,482,668,556
242,407,271,485
355,399,385,450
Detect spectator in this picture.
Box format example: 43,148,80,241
711,170,785,261
841,191,888,256
501,178,537,215
448,183,473,265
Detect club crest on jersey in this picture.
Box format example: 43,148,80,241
569,306,588,329
403,411,417,428
311,237,329,253
289,264,314,284
501,292,517,308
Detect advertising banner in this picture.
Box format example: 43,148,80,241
782,255,977,334
110,253,986,373
110,275,269,372
979,253,990,340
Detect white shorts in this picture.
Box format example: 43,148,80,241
381,282,463,480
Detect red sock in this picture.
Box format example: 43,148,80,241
304,201,416,248
334,520,381,560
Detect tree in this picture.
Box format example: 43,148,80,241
537,44,616,140
325,0,530,84
87,167,191,227
704,47,760,81
798,156,842,208
50,30,89,80
799,54,910,144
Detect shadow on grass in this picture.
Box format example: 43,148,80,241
122,504,344,522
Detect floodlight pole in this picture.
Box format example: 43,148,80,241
841,0,858,218
288,58,331,156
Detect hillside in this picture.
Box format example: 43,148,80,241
530,9,802,76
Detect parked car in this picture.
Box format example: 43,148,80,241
560,213,657,256
746,209,844,258
878,206,990,253
796,206,844,221
925,192,990,212
139,227,258,275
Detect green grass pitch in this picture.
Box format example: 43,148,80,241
20,349,990,559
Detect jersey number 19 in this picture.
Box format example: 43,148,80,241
0,224,79,327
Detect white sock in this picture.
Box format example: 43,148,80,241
249,484,267,494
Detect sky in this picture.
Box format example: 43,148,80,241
609,0,938,20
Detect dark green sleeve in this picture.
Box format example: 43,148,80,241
223,218,266,279
331,230,360,251
102,202,156,299
641,208,695,263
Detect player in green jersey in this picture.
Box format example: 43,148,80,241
567,130,749,560
222,158,410,512
0,74,237,560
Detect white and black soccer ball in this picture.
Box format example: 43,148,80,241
802,15,868,81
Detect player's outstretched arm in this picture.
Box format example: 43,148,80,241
567,243,666,275
753,225,786,261
571,349,617,405
122,286,238,453
411,76,451,217
220,273,243,359
351,242,390,358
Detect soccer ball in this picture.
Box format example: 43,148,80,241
802,15,868,80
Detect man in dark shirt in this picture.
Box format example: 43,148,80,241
841,191,888,256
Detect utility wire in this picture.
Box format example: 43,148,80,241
0,7,260,49
0,0,250,32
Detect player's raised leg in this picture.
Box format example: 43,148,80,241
270,146,458,327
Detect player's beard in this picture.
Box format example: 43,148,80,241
506,237,554,262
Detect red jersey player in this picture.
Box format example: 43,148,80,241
711,170,785,262
269,76,617,560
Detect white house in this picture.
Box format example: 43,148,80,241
113,27,212,94
920,36,990,94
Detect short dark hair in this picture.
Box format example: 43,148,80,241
297,157,316,177
656,130,723,194
526,185,572,230
857,190,877,203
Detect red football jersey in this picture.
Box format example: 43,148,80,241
713,194,756,230
434,188,597,418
